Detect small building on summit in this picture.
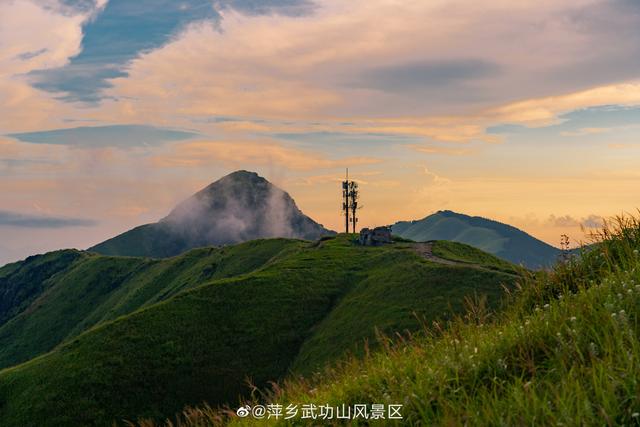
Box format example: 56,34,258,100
359,226,393,246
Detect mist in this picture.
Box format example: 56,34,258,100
157,170,331,249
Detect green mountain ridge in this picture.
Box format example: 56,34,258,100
0,236,519,426
392,210,561,269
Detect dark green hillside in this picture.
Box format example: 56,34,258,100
0,236,518,426
392,210,561,269
0,239,298,369
0,249,85,326
87,222,186,258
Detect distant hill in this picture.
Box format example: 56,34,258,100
0,236,520,426
89,170,334,258
391,210,561,269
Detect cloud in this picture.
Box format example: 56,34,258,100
485,104,640,144
217,0,316,16
0,210,97,228
353,59,500,93
489,84,640,127
272,131,420,147
608,142,640,149
151,140,380,171
560,127,610,137
28,0,316,103
420,166,451,185
92,0,640,121
0,1,86,76
512,213,605,230
582,215,603,228
8,125,198,148
0,1,92,132
408,144,476,156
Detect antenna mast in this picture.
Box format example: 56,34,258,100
341,169,360,234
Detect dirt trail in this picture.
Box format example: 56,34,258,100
413,242,465,266
413,241,512,274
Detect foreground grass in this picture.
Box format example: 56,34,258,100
158,216,640,426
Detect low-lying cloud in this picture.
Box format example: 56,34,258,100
0,210,98,228
8,125,198,148
353,59,501,93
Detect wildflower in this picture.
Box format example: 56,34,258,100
633,413,639,418
612,313,617,317
544,304,550,309
634,249,639,256
570,316,576,322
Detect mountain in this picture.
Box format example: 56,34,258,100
391,210,561,269
89,170,334,257
0,235,520,426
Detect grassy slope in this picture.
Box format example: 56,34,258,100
0,249,86,326
205,217,640,427
430,240,518,274
290,243,516,375
0,236,516,426
87,223,188,258
0,239,298,369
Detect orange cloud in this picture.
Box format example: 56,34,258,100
150,140,381,171
489,83,640,127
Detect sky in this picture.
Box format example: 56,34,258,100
1,0,640,265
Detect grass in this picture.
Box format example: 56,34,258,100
0,236,515,426
154,215,640,426
0,238,298,369
430,240,519,274
0,249,85,326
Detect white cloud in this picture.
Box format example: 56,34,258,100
0,0,85,76
0,0,109,132
100,0,637,119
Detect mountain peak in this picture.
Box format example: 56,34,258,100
222,169,263,181
89,171,334,257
